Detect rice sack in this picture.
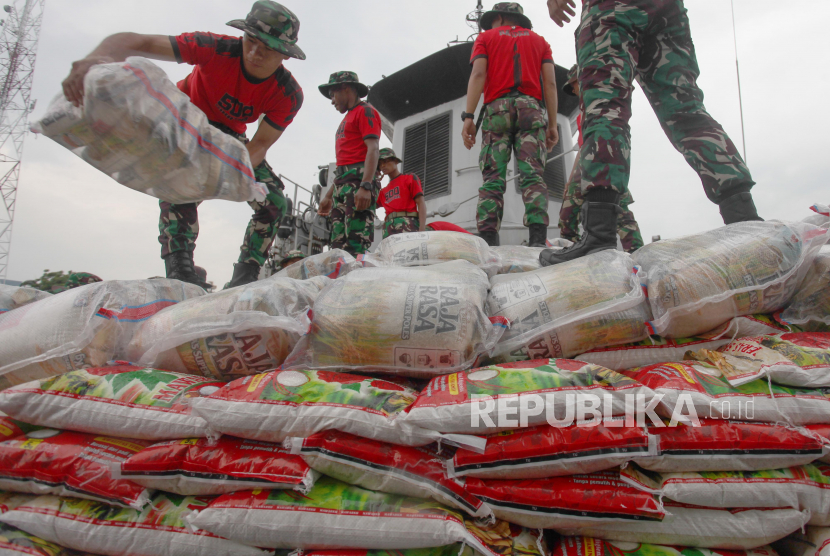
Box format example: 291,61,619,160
633,220,828,338
491,245,546,274
0,286,51,315
375,231,499,277
275,249,357,280
553,535,782,556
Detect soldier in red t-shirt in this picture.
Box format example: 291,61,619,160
61,1,305,289
376,148,427,239
462,3,560,248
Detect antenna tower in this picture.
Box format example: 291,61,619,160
465,0,484,40
0,0,45,282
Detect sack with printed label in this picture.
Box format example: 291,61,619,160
0,493,269,556
626,361,830,425
780,246,830,331
275,249,357,280
633,221,828,338
0,365,223,440
375,231,499,277
286,430,491,519
622,462,830,526
127,276,329,380
486,250,651,362
464,470,665,529
491,246,546,274
447,421,655,480
553,535,782,556
188,475,522,553
0,286,51,315
343,260,491,291
556,501,809,550
31,57,265,205
403,359,657,435
189,369,485,450
118,435,317,496
634,419,826,472
0,280,204,389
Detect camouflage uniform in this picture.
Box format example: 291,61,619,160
50,272,103,294
575,0,754,201
158,123,288,266
330,164,378,255
477,95,549,233
382,215,419,239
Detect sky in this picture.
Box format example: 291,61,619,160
5,0,829,286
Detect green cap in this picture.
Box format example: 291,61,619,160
318,71,369,99
280,249,306,268
227,1,306,60
563,64,578,96
378,148,401,163
480,3,532,31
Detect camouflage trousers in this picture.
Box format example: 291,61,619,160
559,149,645,253
158,124,288,266
477,95,549,233
382,215,419,239
575,0,754,202
330,166,378,255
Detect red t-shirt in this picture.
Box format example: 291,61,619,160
471,26,554,104
335,101,382,166
577,113,583,146
379,174,423,214
426,222,473,234
171,32,304,135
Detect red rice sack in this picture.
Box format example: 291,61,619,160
447,421,655,480
0,285,51,315
0,418,39,443
626,362,830,425
807,425,830,464
189,369,485,450
780,246,830,331
118,436,317,496
633,220,828,338
553,536,781,556
274,249,357,280
0,493,269,556
286,430,490,519
635,419,826,472
0,365,223,440
402,359,657,435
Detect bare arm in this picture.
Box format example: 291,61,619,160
416,194,427,232
462,57,488,150
542,63,560,151
63,33,177,106
547,0,577,27
355,137,380,212
247,122,284,168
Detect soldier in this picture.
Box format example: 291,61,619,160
558,65,644,253
542,0,762,266
461,3,560,248
279,249,305,269
61,1,306,288
49,272,103,294
377,148,427,239
317,72,382,256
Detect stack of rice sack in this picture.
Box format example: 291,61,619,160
374,231,501,278
31,57,264,204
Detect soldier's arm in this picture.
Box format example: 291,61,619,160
462,58,488,149
63,33,176,106
547,0,577,27
416,194,427,232
355,137,380,212
247,122,284,168
542,63,560,150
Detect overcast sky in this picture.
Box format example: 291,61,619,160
6,0,829,285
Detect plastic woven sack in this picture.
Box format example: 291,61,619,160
127,276,328,379
0,365,223,440
486,250,651,362
0,493,269,556
802,203,830,228
0,286,51,315
402,359,657,435
343,260,491,291
0,279,204,389
553,535,782,556
491,246,546,274
275,250,357,280
374,231,500,277
633,221,828,338
118,436,317,496
781,246,830,330
0,492,95,556
31,57,264,205
556,502,809,550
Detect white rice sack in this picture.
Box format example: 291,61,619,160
486,250,651,362
127,276,328,380
633,221,828,338
0,493,269,556
356,252,386,268
343,260,491,292
0,280,204,389
802,203,830,228
32,57,264,204
555,537,781,556
0,286,51,315
375,231,499,277
274,249,357,280
491,246,546,274
781,246,830,331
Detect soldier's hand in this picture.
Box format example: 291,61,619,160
462,119,477,150
317,196,333,216
355,187,372,212
547,0,577,27
62,56,113,107
546,124,560,152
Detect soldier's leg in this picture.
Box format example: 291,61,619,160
345,181,377,255
329,183,349,251
617,191,644,252
558,155,584,242
384,216,419,239
158,201,200,257
238,161,288,265
476,99,513,233
514,96,550,228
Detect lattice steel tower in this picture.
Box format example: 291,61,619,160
0,0,45,282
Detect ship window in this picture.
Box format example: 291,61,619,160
514,124,567,201
402,111,452,198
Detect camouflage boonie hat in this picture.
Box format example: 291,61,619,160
563,64,578,96
378,148,401,164
480,3,532,31
318,71,369,99
227,1,306,60
50,272,102,294
280,249,305,268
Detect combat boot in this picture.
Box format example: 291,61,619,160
226,261,260,289
479,231,500,247
527,224,548,247
718,191,763,224
163,251,211,289
539,190,620,267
